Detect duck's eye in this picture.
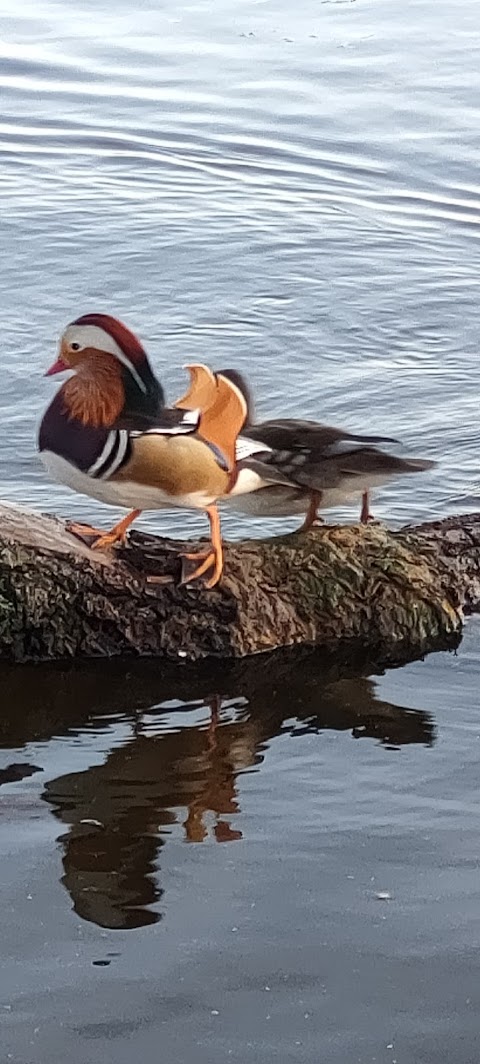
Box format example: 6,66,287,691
70,342,81,352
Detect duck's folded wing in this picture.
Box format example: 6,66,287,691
73,410,207,488
118,406,201,433
245,419,398,451
238,424,435,492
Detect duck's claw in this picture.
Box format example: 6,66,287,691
299,513,325,532
181,549,212,562
179,505,224,588
180,549,221,588
92,529,128,550
66,520,107,547
91,509,141,551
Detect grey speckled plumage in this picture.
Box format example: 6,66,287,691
219,369,436,521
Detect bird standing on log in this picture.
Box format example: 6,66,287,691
38,314,435,586
38,314,247,587
177,366,436,529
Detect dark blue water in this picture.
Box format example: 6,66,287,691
1,1,480,1061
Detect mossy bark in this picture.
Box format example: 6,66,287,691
0,501,477,664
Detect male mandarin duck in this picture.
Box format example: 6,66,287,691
38,314,248,588
176,365,436,528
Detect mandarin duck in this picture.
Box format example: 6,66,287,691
175,366,436,528
38,314,247,588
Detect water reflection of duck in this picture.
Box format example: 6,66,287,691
0,653,435,930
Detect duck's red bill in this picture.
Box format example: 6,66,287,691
45,357,68,376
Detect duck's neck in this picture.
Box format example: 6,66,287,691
61,354,165,429
121,357,165,423
62,356,125,428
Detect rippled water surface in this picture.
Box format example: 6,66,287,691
2,0,480,1061
2,0,480,532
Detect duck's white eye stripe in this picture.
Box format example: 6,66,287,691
62,323,147,394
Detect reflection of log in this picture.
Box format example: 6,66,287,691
0,501,478,663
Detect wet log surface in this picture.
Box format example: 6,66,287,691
0,501,479,664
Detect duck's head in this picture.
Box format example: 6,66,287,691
46,313,164,425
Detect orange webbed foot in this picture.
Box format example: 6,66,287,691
180,548,223,589
92,530,128,550
91,509,141,551
66,520,107,546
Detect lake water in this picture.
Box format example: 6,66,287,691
1,0,480,1060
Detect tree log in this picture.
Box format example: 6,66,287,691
0,501,478,664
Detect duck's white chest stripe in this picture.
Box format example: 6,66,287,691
87,430,130,480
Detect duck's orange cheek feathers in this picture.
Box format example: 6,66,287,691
63,372,125,428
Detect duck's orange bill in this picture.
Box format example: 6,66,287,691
45,356,69,376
